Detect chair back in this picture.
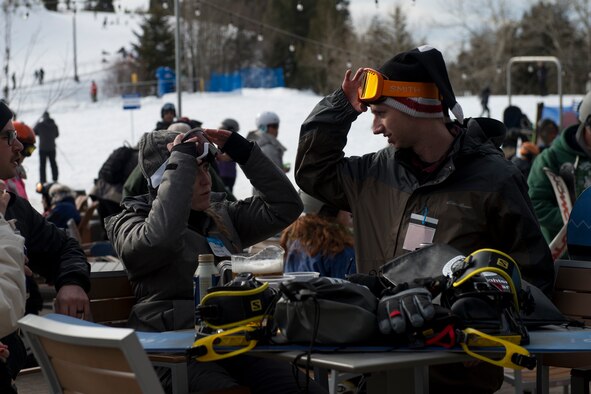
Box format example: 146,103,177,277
546,259,591,367
89,263,135,327
18,314,164,394
553,259,591,324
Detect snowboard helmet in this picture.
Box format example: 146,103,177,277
579,91,591,125
255,111,279,132
441,248,530,343
161,102,176,118
13,121,36,157
220,118,240,133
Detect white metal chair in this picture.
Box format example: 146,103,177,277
18,314,165,394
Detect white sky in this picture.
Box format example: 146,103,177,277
1,3,582,213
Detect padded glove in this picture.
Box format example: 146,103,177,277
377,287,435,335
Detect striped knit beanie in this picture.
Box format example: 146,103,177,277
378,45,464,123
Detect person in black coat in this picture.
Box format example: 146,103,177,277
33,111,59,183
0,102,90,391
89,143,139,236
155,102,176,130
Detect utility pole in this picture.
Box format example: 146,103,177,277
73,5,79,82
174,0,182,116
2,1,13,101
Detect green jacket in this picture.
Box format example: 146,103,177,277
106,145,302,332
296,89,554,294
527,123,591,243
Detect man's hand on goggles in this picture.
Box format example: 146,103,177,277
342,68,368,113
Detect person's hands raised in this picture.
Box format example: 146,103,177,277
203,128,232,150
342,68,368,113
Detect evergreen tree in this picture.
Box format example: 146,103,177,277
131,7,175,84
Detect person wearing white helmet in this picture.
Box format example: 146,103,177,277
528,91,591,246
247,111,289,174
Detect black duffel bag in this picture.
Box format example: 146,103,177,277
273,277,380,345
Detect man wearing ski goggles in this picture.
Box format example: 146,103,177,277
295,45,554,393
358,68,441,103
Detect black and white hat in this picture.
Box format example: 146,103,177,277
378,45,464,123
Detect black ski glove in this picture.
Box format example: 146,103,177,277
377,287,435,335
220,131,254,165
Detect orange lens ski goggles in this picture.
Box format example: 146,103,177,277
358,68,440,102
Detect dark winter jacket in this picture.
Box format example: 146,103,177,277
527,123,591,243
155,120,172,131
296,89,554,295
33,116,59,151
99,146,138,185
46,197,81,229
105,144,302,332
90,146,139,205
5,192,90,292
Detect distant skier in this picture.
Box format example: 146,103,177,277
90,80,98,102
33,111,59,183
479,86,491,117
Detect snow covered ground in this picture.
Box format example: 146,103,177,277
1,6,585,212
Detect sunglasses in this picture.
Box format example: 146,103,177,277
357,68,440,103
21,143,36,157
0,130,17,146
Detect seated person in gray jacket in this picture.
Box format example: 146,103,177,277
106,128,326,393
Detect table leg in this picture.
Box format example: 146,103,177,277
366,366,428,394
535,355,549,394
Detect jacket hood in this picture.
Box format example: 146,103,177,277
458,117,506,157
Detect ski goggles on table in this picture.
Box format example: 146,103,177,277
357,68,440,103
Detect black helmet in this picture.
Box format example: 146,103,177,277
161,102,176,118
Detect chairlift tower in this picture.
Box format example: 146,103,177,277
506,56,562,127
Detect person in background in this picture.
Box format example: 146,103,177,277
44,183,81,230
215,118,240,192
536,118,559,152
479,85,491,117
511,141,540,178
89,142,138,236
502,105,534,159
90,80,98,103
295,45,553,393
247,111,289,173
33,111,59,183
105,129,325,393
4,121,35,199
528,91,591,245
155,102,176,130
0,101,90,389
281,190,355,279
0,179,26,394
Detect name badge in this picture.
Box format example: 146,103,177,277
402,212,438,251
206,236,231,257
